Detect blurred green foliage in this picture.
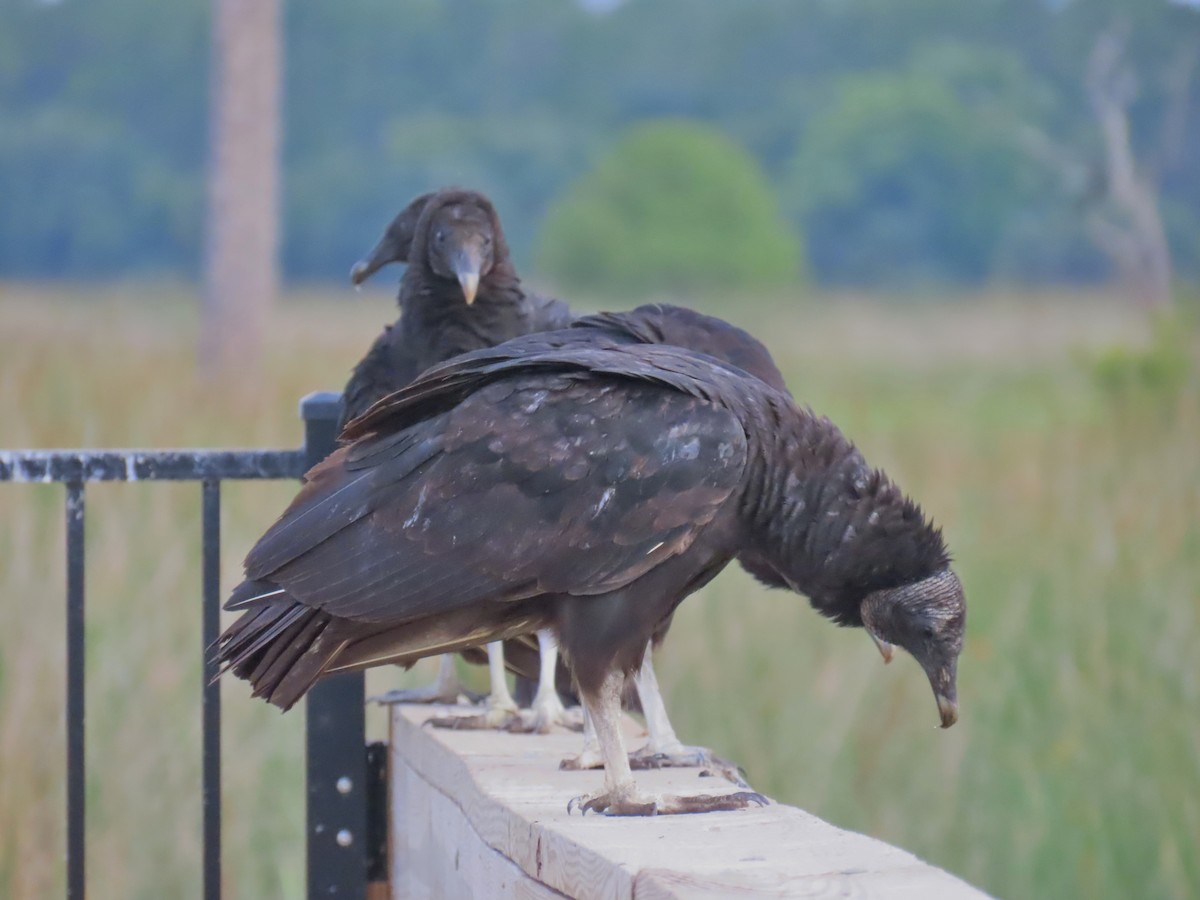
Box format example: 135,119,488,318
537,121,801,293
787,46,1074,285
0,0,1198,288
1085,311,1195,401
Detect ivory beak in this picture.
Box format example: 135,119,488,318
457,271,480,305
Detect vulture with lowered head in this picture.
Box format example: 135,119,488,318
217,324,966,816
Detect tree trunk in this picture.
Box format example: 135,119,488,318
1084,23,1174,311
200,0,282,375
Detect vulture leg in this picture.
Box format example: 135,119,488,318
567,669,767,817
559,644,749,786
507,631,584,734
627,645,751,788
427,641,521,730
372,653,475,705
559,703,605,770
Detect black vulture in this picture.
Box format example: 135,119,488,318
338,187,571,724
341,187,571,430
217,330,966,816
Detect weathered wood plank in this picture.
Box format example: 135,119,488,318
388,704,989,900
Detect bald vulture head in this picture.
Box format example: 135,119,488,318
350,188,510,306
860,567,965,727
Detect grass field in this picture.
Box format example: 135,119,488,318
1,282,1197,899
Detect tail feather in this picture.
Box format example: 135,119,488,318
225,578,287,611
217,586,557,712
216,583,346,711
246,608,322,695
219,601,303,666
240,605,310,671
254,611,336,707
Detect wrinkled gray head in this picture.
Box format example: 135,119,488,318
860,567,965,728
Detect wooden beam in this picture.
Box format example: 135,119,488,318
388,704,989,899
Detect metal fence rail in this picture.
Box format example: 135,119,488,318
0,391,378,900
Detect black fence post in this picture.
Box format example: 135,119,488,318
201,478,222,900
299,392,370,899
65,482,86,900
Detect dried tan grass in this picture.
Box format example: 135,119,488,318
0,283,1196,899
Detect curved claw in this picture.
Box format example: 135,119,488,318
736,791,770,808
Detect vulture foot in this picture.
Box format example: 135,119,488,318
426,697,521,731
372,655,481,706
559,746,605,771
628,744,750,789
567,788,768,817
506,697,585,735
371,684,481,706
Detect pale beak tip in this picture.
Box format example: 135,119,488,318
459,272,480,305
937,695,958,729
350,261,369,286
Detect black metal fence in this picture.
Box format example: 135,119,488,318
0,391,385,900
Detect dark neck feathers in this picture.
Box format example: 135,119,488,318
743,396,949,627
395,260,530,365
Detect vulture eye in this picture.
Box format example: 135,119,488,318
922,625,936,639
435,229,446,244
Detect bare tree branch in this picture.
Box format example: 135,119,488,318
1081,20,1173,310
1155,36,1200,177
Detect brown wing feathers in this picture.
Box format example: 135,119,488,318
216,349,752,706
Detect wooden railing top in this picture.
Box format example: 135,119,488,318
387,704,989,899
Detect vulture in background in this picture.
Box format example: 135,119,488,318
338,187,572,731
217,327,966,816
341,187,571,427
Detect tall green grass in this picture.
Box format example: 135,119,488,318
0,284,1195,898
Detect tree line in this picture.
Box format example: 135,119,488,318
0,0,1196,294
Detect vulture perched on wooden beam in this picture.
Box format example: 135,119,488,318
217,327,966,816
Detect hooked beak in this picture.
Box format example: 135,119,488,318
869,631,895,664
936,692,958,729
926,661,958,729
453,246,484,305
